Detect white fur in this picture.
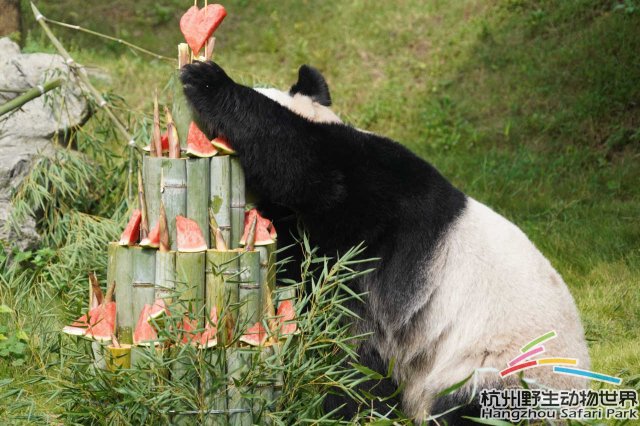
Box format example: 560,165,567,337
254,87,342,124
378,198,589,419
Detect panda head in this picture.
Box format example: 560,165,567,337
254,65,342,124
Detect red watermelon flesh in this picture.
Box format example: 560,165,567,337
180,4,227,55
211,137,235,155
144,132,169,153
276,300,299,336
119,209,142,246
186,122,218,157
133,304,158,346
198,306,218,348
179,315,201,345
140,221,160,248
239,321,268,346
84,302,116,342
239,209,277,246
176,216,208,252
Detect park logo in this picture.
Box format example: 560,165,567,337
499,330,622,385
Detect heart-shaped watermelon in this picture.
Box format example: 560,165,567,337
180,4,227,55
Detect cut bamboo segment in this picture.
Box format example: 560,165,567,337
257,243,277,318
175,251,206,318
130,247,157,362
111,245,134,344
229,157,245,249
155,250,176,301
178,43,190,68
143,156,163,234
205,249,240,345
238,250,261,330
227,348,253,425
152,90,162,157
138,169,149,239
254,347,275,425
106,344,131,371
171,70,192,150
161,158,187,250
203,348,227,426
187,158,211,248
209,155,231,245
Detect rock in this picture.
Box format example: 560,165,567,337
0,37,91,251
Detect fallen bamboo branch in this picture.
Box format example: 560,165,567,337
0,78,62,117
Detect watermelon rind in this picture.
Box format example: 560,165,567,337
239,321,268,346
186,122,218,158
176,215,208,252
139,221,160,248
239,209,277,246
211,137,235,155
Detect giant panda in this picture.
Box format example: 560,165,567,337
180,61,590,423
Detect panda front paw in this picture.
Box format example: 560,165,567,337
180,61,233,104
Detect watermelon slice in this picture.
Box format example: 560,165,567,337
239,209,277,246
63,301,116,342
179,315,200,345
186,122,218,157
211,137,235,155
179,4,227,55
140,221,160,248
144,132,169,153
133,305,158,346
239,321,268,346
119,209,142,246
176,216,208,252
198,306,218,349
276,300,299,337
133,299,168,346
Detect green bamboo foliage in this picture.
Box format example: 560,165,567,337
205,249,240,346
187,158,211,248
111,244,134,344
229,157,245,249
254,347,275,425
143,156,163,232
209,156,232,245
161,159,187,250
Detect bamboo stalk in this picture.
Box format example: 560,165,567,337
143,156,163,235
205,249,240,345
254,347,274,425
227,348,253,426
166,107,181,159
238,250,261,330
209,156,232,246
204,36,216,60
152,90,162,157
175,251,206,318
155,250,176,301
138,169,149,239
257,243,277,318
131,247,156,364
111,244,134,344
229,157,245,249
171,54,192,149
161,159,187,250
178,43,191,68
187,158,211,248
0,78,62,117
203,348,227,426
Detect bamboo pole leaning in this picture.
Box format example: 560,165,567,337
0,78,62,117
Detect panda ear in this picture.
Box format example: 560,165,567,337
290,65,332,107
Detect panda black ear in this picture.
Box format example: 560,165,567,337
290,65,332,106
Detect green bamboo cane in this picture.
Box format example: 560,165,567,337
203,348,227,426
155,251,176,301
187,158,211,248
110,244,134,344
227,348,253,426
257,243,277,318
254,347,275,425
143,156,163,233
205,249,240,346
0,78,62,117
171,45,192,149
161,159,187,250
209,155,232,245
238,251,261,331
131,247,156,365
229,157,245,249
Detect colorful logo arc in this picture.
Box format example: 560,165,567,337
499,330,622,385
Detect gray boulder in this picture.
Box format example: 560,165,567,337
0,37,91,251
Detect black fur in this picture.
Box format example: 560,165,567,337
180,61,467,419
289,64,332,106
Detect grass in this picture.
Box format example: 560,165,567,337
2,0,639,423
